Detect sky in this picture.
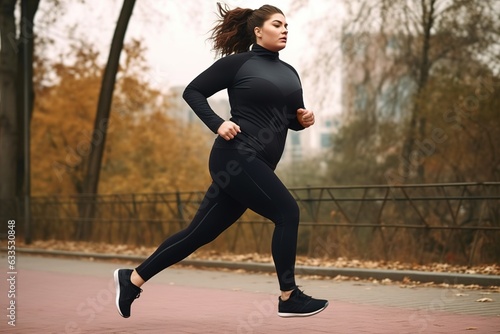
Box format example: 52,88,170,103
31,0,347,138
38,0,344,94
29,0,351,156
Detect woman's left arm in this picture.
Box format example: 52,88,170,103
285,64,313,131
289,107,315,130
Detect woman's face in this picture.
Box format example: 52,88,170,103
255,13,288,52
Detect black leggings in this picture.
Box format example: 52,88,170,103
135,148,299,291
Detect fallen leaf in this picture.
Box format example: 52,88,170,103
455,293,468,297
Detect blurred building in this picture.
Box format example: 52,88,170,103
341,32,416,124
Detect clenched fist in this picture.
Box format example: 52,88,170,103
217,121,241,140
297,108,315,128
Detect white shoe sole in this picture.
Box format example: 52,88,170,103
113,269,126,317
278,301,329,318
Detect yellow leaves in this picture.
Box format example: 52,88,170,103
97,110,211,194
31,40,213,195
31,48,101,195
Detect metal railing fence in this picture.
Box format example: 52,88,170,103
1,182,499,265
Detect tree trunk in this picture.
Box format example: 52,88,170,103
77,0,136,240
16,0,39,198
401,0,435,183
0,0,18,209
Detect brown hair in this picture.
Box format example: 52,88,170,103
210,3,284,57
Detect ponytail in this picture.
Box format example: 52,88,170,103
210,3,284,57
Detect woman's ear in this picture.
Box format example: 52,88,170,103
254,26,262,38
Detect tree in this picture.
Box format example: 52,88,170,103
15,0,39,198
416,65,500,183
31,42,104,195
82,0,136,197
0,0,73,215
0,0,19,205
293,0,500,185
76,0,135,239
30,39,213,241
348,0,499,183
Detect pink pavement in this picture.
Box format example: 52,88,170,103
2,265,499,334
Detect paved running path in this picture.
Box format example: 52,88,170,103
1,255,499,333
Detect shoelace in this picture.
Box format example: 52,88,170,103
294,289,312,301
281,287,313,303
125,286,143,301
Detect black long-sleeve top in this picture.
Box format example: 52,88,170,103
183,44,305,170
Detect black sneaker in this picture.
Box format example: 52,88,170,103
278,288,328,318
114,269,142,318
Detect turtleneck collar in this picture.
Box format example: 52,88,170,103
251,43,280,60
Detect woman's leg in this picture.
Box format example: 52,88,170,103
208,150,329,317
209,149,300,292
115,181,246,318
135,183,247,282
115,148,327,318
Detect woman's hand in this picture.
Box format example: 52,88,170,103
217,121,241,140
297,108,315,128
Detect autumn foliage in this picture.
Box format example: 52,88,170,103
31,40,212,195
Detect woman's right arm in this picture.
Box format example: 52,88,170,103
182,54,250,134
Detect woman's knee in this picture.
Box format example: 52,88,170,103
274,200,300,226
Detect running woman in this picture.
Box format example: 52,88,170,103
114,3,328,319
